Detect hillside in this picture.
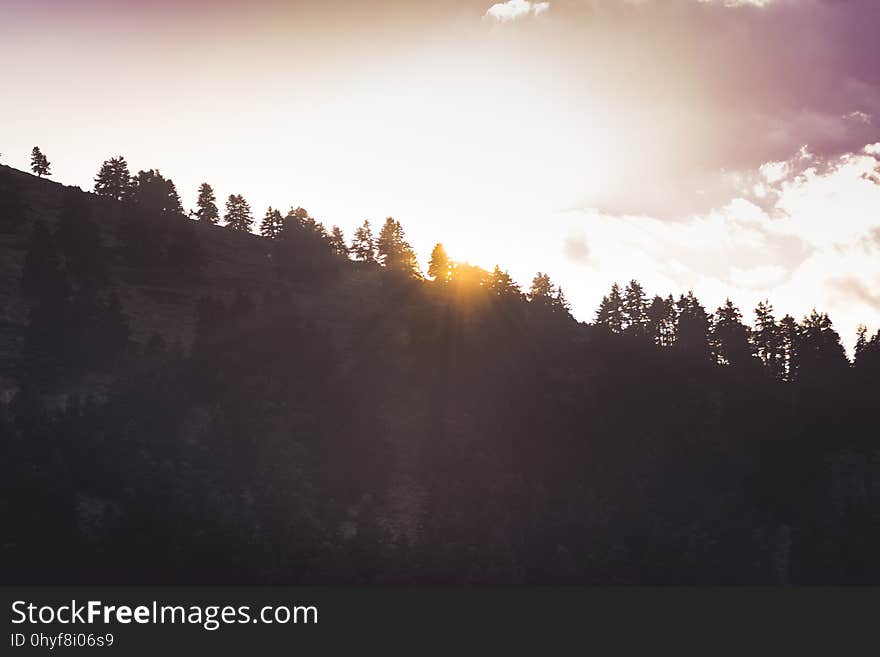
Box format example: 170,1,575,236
0,164,380,400
1,164,879,585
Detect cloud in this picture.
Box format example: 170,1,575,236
559,140,880,352
485,0,549,22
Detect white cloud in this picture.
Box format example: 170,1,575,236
485,0,550,22
556,141,880,353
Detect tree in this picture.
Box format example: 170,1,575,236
675,291,711,358
622,279,648,336
778,314,798,381
647,295,676,347
351,220,376,262
328,226,349,257
711,299,752,367
528,272,568,314
795,310,848,385
595,283,624,334
128,169,184,218
93,156,132,200
224,194,253,232
853,326,880,378
195,183,219,223
487,266,521,299
260,206,283,239
428,243,452,283
377,217,419,275
753,300,783,379
30,147,50,177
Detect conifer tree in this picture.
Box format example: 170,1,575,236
377,217,419,274
675,291,711,357
622,279,648,336
753,300,783,379
328,226,349,257
487,265,521,299
195,183,220,223
428,243,452,282
595,283,624,333
94,156,133,200
30,147,50,177
711,299,752,367
129,170,184,217
224,194,253,232
351,220,376,262
260,206,283,239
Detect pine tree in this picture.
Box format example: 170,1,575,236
778,314,798,381
622,279,648,336
30,147,50,177
195,183,220,223
595,283,624,333
675,291,711,358
528,273,568,314
94,156,132,200
260,206,283,239
487,265,521,299
428,243,452,282
377,217,419,274
753,300,783,379
711,299,752,367
129,170,184,217
224,194,253,232
796,310,848,385
328,226,349,257
351,220,376,262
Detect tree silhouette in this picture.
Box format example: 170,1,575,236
647,294,676,347
129,170,184,218
595,283,624,333
795,310,848,386
351,220,376,262
711,299,752,367
377,217,419,275
487,266,521,299
224,194,253,232
328,226,349,257
854,325,880,377
528,272,568,314
675,291,711,357
195,183,220,223
622,279,648,336
778,314,798,381
30,147,50,177
428,243,452,283
94,156,133,200
753,300,784,379
260,206,283,239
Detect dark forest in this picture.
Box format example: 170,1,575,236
1,157,879,586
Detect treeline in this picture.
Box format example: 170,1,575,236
593,280,880,382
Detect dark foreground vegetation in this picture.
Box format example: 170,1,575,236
1,156,879,585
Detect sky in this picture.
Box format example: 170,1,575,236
2,0,879,349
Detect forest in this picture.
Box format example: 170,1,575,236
1,150,879,585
